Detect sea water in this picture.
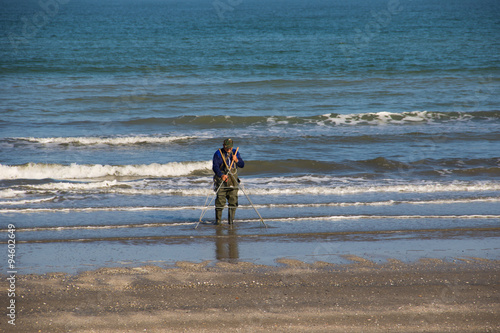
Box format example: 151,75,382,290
1,0,499,273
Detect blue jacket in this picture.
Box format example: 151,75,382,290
212,148,244,178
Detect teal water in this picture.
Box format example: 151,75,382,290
1,0,499,273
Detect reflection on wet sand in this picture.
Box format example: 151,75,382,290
215,227,239,261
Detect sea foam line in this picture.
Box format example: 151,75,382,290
10,180,500,196
115,111,500,127
12,222,193,233
316,110,498,126
0,197,57,206
12,135,195,146
247,183,500,195
1,197,499,213
0,205,204,214
6,215,500,234
0,161,211,180
263,197,500,208
0,189,26,198
256,214,500,223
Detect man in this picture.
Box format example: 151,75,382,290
212,138,244,225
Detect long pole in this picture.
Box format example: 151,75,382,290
195,178,225,229
234,175,267,228
226,147,267,227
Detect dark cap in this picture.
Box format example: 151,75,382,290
223,138,233,148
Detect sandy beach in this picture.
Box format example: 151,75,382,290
4,257,499,332
3,1,499,332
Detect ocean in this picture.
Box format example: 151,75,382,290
1,0,499,274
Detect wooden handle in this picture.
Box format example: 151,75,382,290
228,147,239,170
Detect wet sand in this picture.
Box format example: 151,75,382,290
3,256,499,332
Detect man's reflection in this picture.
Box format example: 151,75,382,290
215,227,239,261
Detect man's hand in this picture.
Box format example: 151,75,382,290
232,155,238,163
222,175,229,182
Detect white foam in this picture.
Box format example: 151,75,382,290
20,185,211,196
0,205,205,214
2,197,499,213
0,189,25,198
320,111,442,126
260,214,500,223
258,197,500,209
0,197,57,205
8,221,195,232
15,135,194,146
241,182,500,196
29,180,125,191
12,178,500,197
0,161,211,180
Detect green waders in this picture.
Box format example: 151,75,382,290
215,186,238,225
214,149,239,225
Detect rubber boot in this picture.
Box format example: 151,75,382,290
215,209,222,225
228,208,236,225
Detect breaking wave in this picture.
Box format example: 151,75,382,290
5,135,195,146
0,161,211,180
4,179,500,197
118,111,500,127
1,156,499,181
2,197,500,214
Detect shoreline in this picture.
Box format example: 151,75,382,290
15,229,500,275
3,257,499,332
